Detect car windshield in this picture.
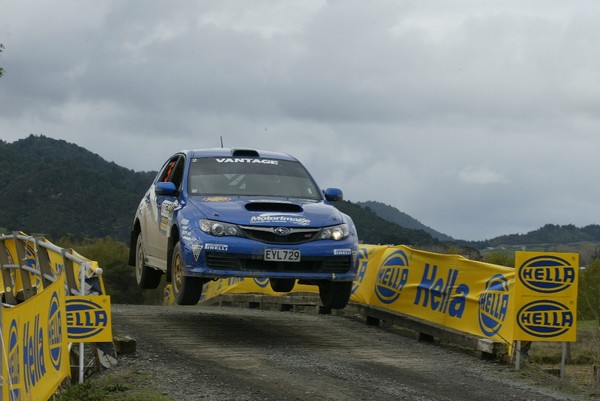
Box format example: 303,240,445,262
187,157,322,200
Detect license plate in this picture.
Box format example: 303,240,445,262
264,249,301,262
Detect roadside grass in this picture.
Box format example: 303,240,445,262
55,368,173,401
526,320,600,395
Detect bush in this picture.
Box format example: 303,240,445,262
578,259,600,323
57,237,164,305
482,251,515,268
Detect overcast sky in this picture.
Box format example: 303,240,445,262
2,1,600,241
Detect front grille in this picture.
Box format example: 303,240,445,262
205,252,351,274
239,226,320,244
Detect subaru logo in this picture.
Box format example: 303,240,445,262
273,227,291,236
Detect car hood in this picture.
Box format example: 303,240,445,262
187,196,345,227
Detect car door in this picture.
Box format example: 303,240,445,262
143,154,185,264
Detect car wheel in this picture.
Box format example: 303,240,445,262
135,233,162,289
319,281,352,310
270,278,296,293
171,241,203,305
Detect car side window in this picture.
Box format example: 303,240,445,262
170,157,185,190
157,155,184,189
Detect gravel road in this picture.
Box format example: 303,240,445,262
109,304,589,401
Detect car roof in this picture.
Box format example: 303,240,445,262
187,148,300,162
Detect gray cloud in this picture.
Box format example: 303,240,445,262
2,0,600,240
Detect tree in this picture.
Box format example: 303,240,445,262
482,251,515,268
57,236,165,305
578,258,600,324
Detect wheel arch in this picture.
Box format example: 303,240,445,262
128,219,142,266
166,224,180,283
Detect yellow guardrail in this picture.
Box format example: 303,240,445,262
0,232,113,401
174,244,578,351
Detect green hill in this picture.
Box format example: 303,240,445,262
1,135,598,254
486,223,600,247
334,201,440,247
358,201,453,242
0,135,155,241
0,135,441,247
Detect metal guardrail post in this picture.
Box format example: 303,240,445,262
0,239,17,305
62,248,80,295
12,232,34,301
79,263,87,384
561,342,567,378
35,237,54,289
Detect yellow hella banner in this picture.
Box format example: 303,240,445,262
191,244,517,342
2,275,70,401
166,276,319,306
168,245,580,346
197,276,318,304
66,295,113,343
350,245,385,305
513,252,578,342
352,245,516,342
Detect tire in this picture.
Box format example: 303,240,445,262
171,241,203,305
319,281,352,310
270,278,296,293
135,233,162,289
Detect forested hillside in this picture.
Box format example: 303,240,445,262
0,135,155,241
355,201,600,251
358,200,453,241
1,135,599,252
5,135,600,306
486,224,600,247
334,201,439,247
0,135,441,246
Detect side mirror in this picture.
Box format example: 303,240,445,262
155,182,177,196
324,188,343,202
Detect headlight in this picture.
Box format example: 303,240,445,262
199,219,241,237
319,224,349,241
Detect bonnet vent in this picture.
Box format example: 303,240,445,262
245,202,303,213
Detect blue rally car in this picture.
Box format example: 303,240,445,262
129,148,359,308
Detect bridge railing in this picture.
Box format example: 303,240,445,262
188,244,578,366
0,232,104,303
0,232,112,401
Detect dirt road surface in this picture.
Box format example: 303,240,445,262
110,304,587,401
